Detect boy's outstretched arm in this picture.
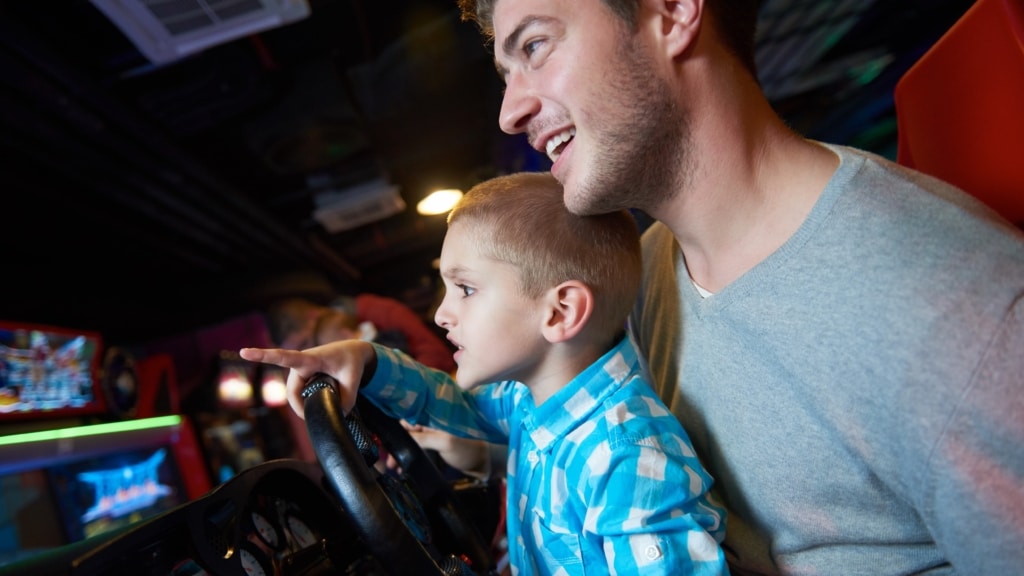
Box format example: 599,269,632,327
239,340,377,420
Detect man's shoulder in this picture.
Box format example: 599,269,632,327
821,144,1024,260
834,144,1018,227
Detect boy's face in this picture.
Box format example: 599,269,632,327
433,222,550,389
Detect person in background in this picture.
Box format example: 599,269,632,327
242,171,729,575
457,0,1024,574
266,293,456,373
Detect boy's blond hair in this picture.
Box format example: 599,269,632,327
448,171,641,342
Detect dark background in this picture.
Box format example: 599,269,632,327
1,0,975,346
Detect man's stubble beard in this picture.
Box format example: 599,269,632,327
569,34,691,217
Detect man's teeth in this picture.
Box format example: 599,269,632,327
545,128,576,161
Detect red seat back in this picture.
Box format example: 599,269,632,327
894,0,1024,227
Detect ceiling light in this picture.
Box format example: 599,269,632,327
417,188,463,216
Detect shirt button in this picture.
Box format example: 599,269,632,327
645,544,663,560
527,452,539,464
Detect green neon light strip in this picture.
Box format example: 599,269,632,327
0,415,182,447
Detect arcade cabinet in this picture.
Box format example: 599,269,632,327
0,320,210,569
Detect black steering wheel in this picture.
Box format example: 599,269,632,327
301,373,494,576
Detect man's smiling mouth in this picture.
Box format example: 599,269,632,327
545,127,576,162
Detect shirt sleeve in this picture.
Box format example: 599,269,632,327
361,343,514,443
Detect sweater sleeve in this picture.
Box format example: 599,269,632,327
924,295,1024,573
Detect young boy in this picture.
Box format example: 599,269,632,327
241,172,728,575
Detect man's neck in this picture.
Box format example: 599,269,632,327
654,114,838,293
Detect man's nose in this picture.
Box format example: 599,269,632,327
498,71,539,135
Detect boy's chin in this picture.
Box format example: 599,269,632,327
454,369,484,391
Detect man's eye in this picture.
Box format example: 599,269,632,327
523,38,544,57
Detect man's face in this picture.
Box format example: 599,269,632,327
492,0,687,216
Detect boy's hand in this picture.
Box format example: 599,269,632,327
239,340,376,420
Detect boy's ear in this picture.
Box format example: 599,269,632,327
642,0,703,59
541,281,593,344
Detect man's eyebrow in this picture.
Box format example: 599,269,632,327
500,17,530,58
496,16,553,79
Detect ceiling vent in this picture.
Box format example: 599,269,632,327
89,0,311,64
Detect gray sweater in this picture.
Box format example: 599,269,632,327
630,143,1024,575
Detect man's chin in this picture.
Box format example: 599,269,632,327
564,191,606,217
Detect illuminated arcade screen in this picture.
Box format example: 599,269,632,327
47,446,189,542
0,321,105,420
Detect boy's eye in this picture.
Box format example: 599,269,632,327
457,283,475,297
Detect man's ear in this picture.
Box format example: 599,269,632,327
541,281,593,344
642,0,703,58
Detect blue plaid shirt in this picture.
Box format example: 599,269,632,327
365,337,728,575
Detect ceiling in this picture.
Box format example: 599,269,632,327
1,0,974,345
